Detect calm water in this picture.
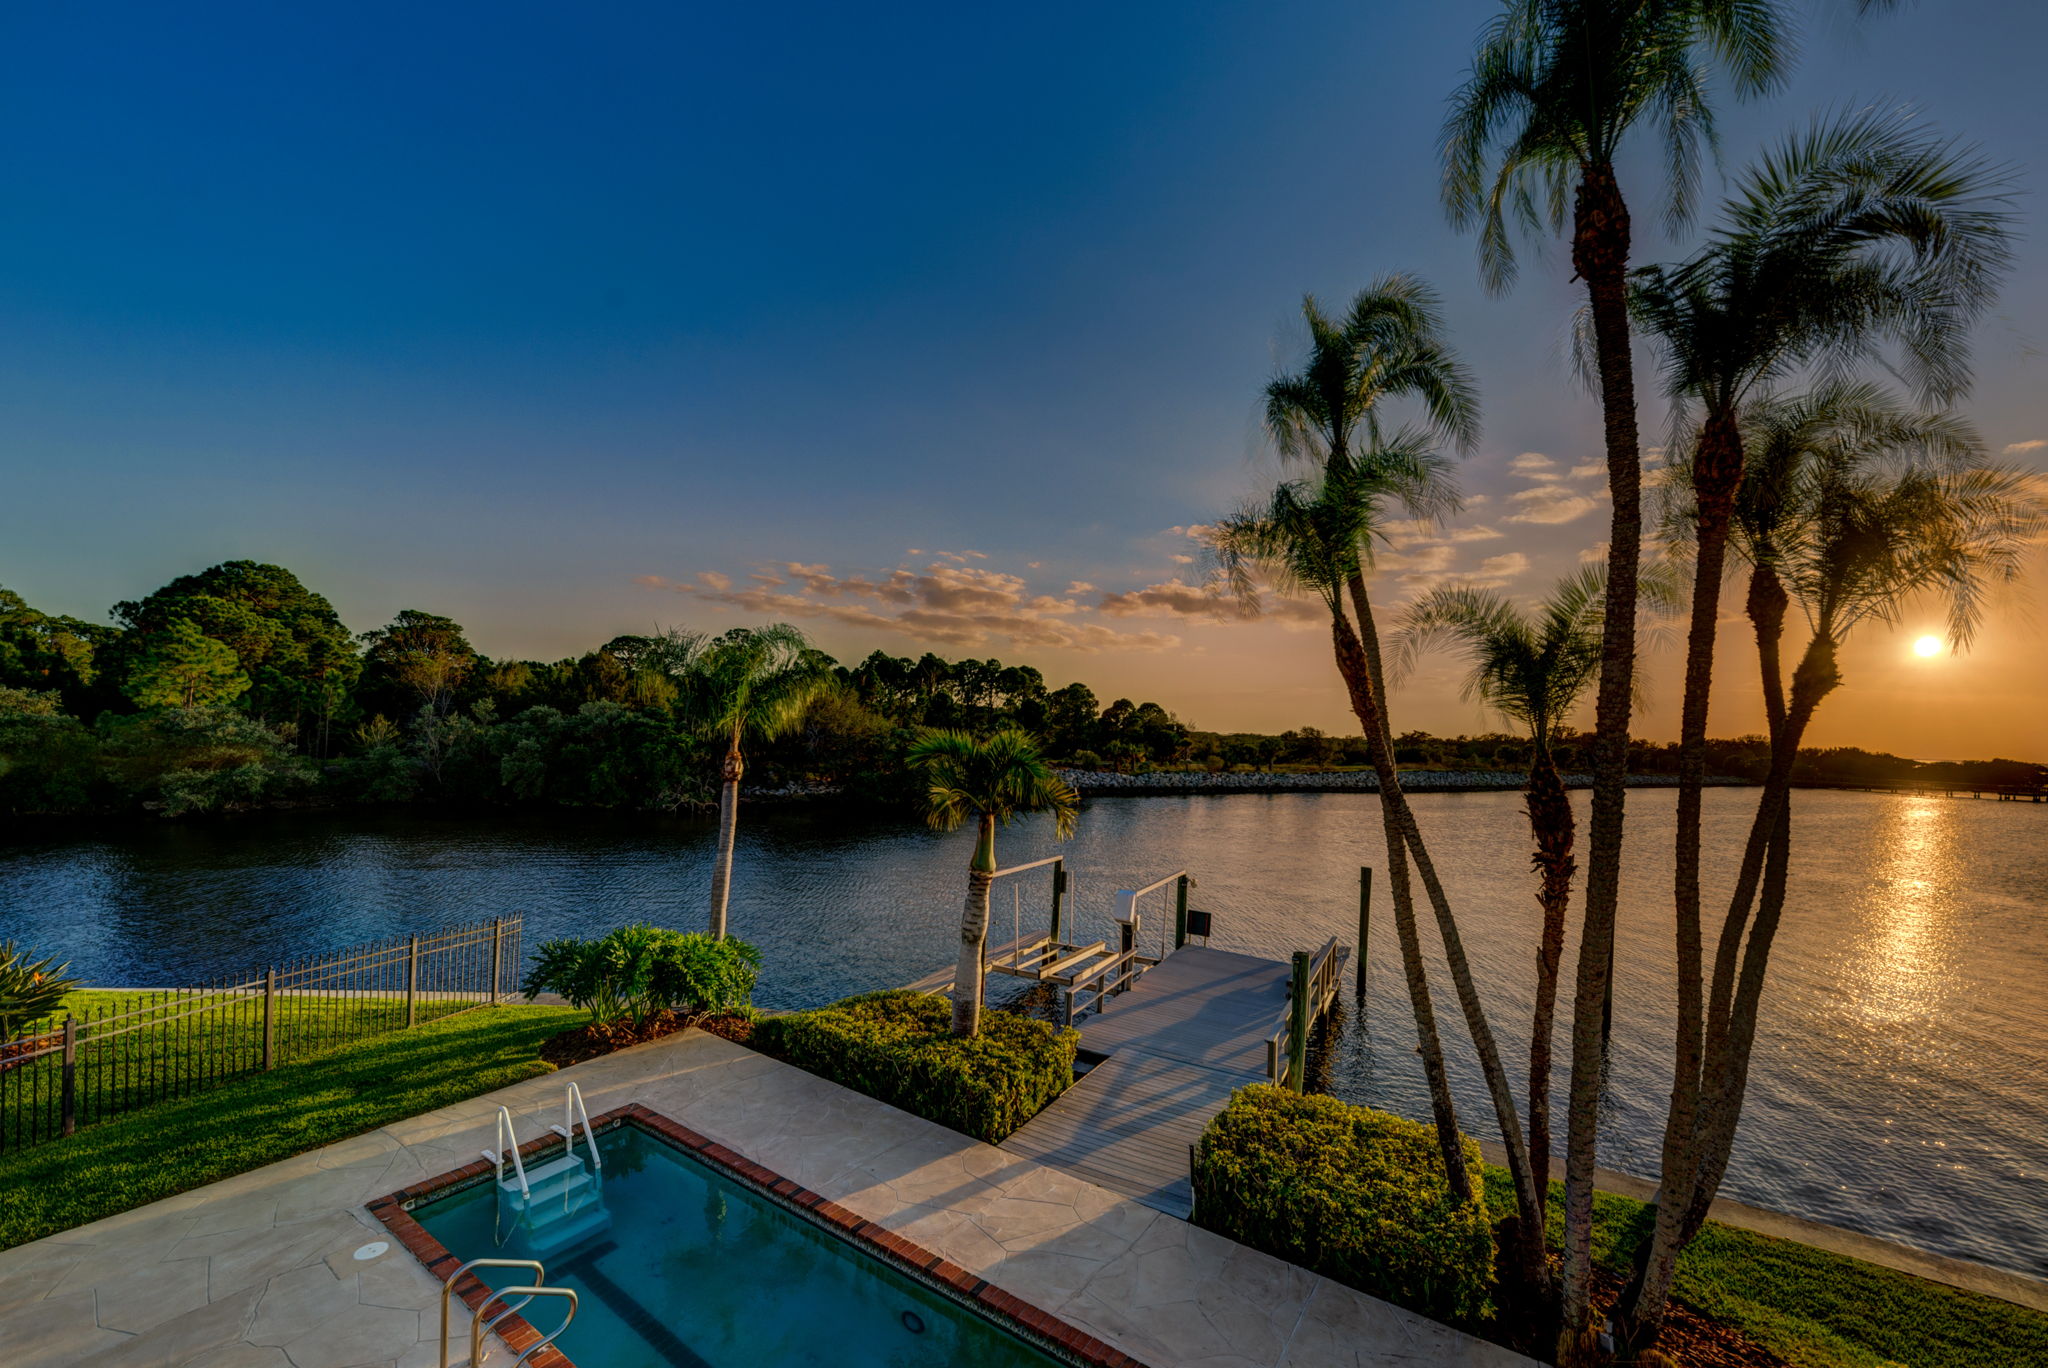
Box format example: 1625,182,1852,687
415,1124,1059,1368
2,788,2043,1276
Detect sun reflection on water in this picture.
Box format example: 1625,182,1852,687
1843,799,1962,1031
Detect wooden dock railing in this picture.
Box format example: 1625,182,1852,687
1264,935,1346,1092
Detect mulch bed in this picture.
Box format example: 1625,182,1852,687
537,1010,754,1067
1483,1248,1788,1367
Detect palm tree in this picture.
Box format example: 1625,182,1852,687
1624,110,2012,1345
1625,385,2044,1343
1441,2,1794,1331
906,729,1078,1037
1212,468,1477,1202
1395,565,1675,1225
663,624,833,939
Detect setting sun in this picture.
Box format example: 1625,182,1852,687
1913,635,1944,658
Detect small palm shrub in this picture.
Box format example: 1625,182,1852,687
754,990,1076,1142
522,924,759,1026
1191,1086,1495,1323
0,941,78,1039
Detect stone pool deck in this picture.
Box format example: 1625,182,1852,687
0,1028,1531,1368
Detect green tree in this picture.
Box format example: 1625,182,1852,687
0,586,120,715
1624,111,2013,1345
1629,384,2042,1340
112,562,358,737
124,620,250,709
661,624,833,939
906,728,1079,1037
357,610,478,720
1441,2,1794,1334
1395,565,1676,1231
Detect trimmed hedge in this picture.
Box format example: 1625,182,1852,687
754,990,1076,1143
1191,1086,1495,1323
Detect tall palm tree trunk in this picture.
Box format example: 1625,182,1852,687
1627,408,1744,1337
1524,743,1575,1215
708,732,744,940
950,814,998,1037
1329,613,1474,1203
1349,573,1550,1287
1561,161,1645,1340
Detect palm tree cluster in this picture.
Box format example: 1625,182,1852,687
1197,1,2038,1359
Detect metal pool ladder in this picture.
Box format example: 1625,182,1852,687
482,1085,612,1253
438,1256,578,1367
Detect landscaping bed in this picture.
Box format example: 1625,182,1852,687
752,989,1077,1143
536,1007,755,1066
1187,1084,2045,1368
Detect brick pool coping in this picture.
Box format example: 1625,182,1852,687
368,1100,1153,1368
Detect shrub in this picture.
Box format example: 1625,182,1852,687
754,989,1076,1143
523,925,760,1026
0,941,78,1039
1191,1086,1495,1324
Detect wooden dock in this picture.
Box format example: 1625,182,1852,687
999,943,1344,1218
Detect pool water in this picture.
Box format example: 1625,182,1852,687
410,1124,1064,1368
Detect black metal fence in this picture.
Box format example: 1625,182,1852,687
0,916,521,1153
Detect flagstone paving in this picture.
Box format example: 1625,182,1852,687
0,1027,1532,1368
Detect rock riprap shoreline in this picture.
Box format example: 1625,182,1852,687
1054,768,1751,796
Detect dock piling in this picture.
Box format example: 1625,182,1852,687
1355,866,1371,1005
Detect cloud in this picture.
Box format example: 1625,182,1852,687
1169,553,1195,565
1578,541,1609,564
1569,462,1606,480
1476,552,1528,578
1448,525,1504,543
1504,484,1599,525
1165,524,1216,540
640,558,1181,653
1066,580,1096,594
1099,579,1325,629
1509,452,1555,476
2005,439,2046,454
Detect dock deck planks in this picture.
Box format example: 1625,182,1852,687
1000,944,1320,1218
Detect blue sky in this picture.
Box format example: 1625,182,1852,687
3,1,2044,753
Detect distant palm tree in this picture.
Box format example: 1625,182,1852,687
1396,567,1615,1224
662,624,832,939
1442,2,1795,1332
1625,110,2012,1346
1657,383,2042,1327
906,729,1078,1037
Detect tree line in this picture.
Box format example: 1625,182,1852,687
0,564,1196,817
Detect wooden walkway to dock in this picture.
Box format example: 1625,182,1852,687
997,944,1340,1219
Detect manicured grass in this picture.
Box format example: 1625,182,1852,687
0,1004,580,1251
1480,1167,2048,1368
4,987,483,1146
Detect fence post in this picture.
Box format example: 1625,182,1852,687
60,1015,77,1137
1049,862,1066,945
1288,950,1310,1094
1173,875,1189,951
262,968,276,1070
1117,917,1136,996
405,936,420,1029
1355,866,1372,1004
490,919,504,1005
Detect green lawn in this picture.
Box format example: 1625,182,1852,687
4,987,485,1146
1481,1168,2048,1368
0,1003,580,1251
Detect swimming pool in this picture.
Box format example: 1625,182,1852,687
381,1106,1125,1368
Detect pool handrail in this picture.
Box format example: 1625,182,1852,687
482,1284,578,1368
483,1105,532,1198
438,1256,543,1368
549,1081,602,1172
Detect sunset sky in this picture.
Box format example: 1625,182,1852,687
3,1,2044,759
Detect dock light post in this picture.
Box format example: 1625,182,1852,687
1173,875,1191,950
1049,860,1068,944
1355,866,1371,1005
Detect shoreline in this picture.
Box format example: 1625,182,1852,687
1052,768,1755,798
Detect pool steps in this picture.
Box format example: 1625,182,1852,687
481,1084,614,1258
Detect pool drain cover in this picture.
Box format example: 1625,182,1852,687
901,1310,925,1334
352,1241,389,1261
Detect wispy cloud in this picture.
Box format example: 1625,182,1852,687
1568,462,1606,480
2005,439,2046,454
1504,484,1598,525
1509,452,1555,476
638,558,1182,653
